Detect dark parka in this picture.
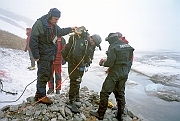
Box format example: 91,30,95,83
61,34,95,67
97,35,134,119
30,15,72,61
104,36,134,68
29,15,73,98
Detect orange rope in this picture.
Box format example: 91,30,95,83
2,45,87,117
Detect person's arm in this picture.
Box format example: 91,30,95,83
29,20,43,61
99,49,116,67
84,46,95,67
57,26,76,37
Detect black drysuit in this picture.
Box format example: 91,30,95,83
61,34,95,103
98,36,134,119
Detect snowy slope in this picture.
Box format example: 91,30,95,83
0,47,180,109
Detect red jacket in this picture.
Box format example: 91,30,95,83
122,37,129,44
122,37,134,61
26,28,32,50
53,37,66,64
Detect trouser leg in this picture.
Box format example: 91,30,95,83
36,60,52,98
55,73,61,90
114,78,127,120
69,79,78,103
98,76,116,118
68,63,83,103
48,76,54,89
29,50,35,67
54,64,62,90
75,76,81,101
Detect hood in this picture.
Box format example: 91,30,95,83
38,15,50,28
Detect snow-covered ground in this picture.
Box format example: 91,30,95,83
0,48,180,119
0,47,180,110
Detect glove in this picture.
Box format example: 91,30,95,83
78,63,86,71
99,59,105,66
62,59,66,65
78,66,85,71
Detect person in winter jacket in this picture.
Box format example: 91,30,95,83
90,32,134,121
61,26,102,113
25,28,35,70
47,37,66,94
29,8,76,105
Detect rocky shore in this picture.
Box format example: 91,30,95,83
0,86,141,121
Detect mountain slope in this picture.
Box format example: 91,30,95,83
0,8,34,38
0,8,34,29
0,29,26,50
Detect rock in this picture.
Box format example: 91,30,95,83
0,86,142,121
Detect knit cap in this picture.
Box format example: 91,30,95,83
49,8,61,18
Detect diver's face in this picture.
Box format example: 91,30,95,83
89,37,96,46
49,17,59,24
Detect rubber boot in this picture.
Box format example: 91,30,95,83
89,111,103,120
66,101,80,113
116,102,123,121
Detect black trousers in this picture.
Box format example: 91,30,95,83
98,65,129,118
68,62,84,102
36,60,52,98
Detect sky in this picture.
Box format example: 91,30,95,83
0,0,180,51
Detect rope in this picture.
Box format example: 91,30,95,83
0,79,37,103
1,38,89,117
0,79,18,95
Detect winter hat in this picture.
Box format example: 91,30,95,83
91,34,102,50
105,33,118,41
116,32,122,38
48,8,61,18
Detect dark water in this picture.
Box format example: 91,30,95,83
126,72,180,121
81,64,180,121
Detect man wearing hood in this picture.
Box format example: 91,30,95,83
61,27,102,113
30,8,76,104
90,32,134,120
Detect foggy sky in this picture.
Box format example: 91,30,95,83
0,0,180,51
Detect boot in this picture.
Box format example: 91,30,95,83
34,93,38,101
47,88,54,94
116,102,123,121
38,96,53,105
28,66,35,70
56,90,60,94
89,111,103,120
66,101,80,113
76,98,81,102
